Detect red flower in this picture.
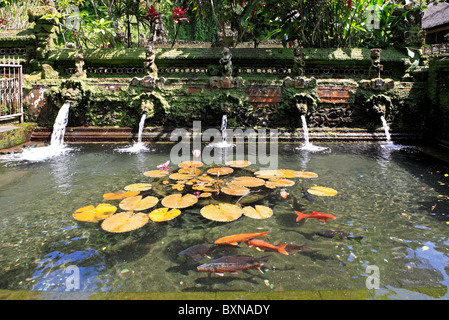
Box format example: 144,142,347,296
145,5,160,23
170,6,190,24
347,0,352,8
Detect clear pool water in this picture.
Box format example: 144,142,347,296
1,142,449,299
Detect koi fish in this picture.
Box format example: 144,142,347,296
280,188,289,199
197,255,271,276
284,241,311,253
178,243,214,262
314,230,363,241
301,188,315,203
246,239,289,255
295,211,336,223
214,231,269,246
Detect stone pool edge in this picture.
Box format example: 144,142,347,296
0,286,446,300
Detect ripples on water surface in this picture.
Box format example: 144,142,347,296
1,143,449,299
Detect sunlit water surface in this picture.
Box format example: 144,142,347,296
1,142,449,299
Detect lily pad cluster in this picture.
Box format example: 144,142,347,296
71,157,338,233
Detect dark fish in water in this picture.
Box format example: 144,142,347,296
315,230,363,241
178,243,214,261
284,241,311,253
197,255,271,276
301,188,315,203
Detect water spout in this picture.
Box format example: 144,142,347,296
380,116,405,150
296,115,327,152
208,114,235,149
1,102,75,162
115,114,149,153
50,102,71,147
380,116,392,144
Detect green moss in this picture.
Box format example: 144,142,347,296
0,123,36,149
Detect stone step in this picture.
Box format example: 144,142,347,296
30,126,422,143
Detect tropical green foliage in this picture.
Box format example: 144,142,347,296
2,0,427,49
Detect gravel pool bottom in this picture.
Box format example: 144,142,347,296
1,142,449,298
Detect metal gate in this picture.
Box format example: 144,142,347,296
0,56,23,122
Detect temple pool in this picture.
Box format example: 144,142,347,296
1,142,449,299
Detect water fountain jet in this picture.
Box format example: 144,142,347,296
115,113,150,153
296,115,327,152
1,102,75,162
380,116,404,149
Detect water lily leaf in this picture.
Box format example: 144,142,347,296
161,193,198,209
143,170,169,178
101,211,149,233
232,176,265,187
207,167,234,176
103,190,140,200
119,195,159,211
124,183,152,192
169,173,194,180
200,203,242,222
242,205,273,219
307,186,338,196
294,171,318,178
225,160,252,168
178,168,201,175
266,178,295,188
148,207,181,222
221,185,250,196
73,203,117,222
178,160,203,168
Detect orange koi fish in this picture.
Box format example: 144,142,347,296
280,188,289,199
246,239,289,255
295,211,336,223
214,231,269,246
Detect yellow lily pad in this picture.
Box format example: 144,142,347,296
124,183,152,192
73,203,117,222
294,171,318,178
161,193,198,209
207,167,234,176
200,203,243,222
307,186,338,196
143,170,169,178
148,207,181,222
103,190,140,200
242,205,273,219
225,160,252,168
101,211,149,233
178,160,203,168
221,185,250,196
119,195,159,211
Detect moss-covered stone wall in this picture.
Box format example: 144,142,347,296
427,57,449,140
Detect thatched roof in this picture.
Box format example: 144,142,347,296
422,2,449,30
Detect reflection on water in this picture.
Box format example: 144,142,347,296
0,143,448,299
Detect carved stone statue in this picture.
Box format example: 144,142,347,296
293,43,305,77
141,100,154,117
219,47,233,77
144,45,158,79
153,17,168,42
369,48,383,79
72,53,86,78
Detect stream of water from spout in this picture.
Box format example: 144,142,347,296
380,116,405,149
115,114,150,153
296,115,327,152
1,102,76,162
